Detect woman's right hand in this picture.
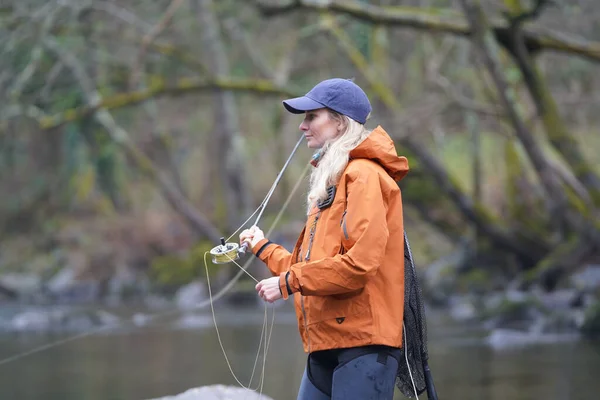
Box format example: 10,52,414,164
239,225,265,250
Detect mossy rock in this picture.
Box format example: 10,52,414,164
150,240,217,287
480,294,547,329
581,301,600,339
458,268,492,294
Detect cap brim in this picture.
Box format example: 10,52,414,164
282,96,325,114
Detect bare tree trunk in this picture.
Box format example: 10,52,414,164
459,0,570,232
197,0,251,231
467,110,481,252
79,7,128,212
43,36,222,243
459,0,600,288
502,0,600,208
520,237,597,291
222,14,298,207
323,14,546,263
401,133,546,262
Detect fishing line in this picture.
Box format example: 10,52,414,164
404,323,419,399
199,160,310,312
193,160,311,394
226,134,306,246
203,250,267,390
0,134,308,382
0,327,112,367
203,133,307,396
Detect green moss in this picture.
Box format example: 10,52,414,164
458,268,490,293
472,201,499,224
149,240,217,286
503,0,525,16
522,237,579,284
480,295,546,321
176,77,196,89
564,186,590,216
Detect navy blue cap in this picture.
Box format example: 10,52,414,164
283,78,372,124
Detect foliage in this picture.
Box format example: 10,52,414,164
1,0,599,295
150,240,218,287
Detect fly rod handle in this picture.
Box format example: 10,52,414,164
238,241,249,255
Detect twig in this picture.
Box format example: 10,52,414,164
222,17,275,80
322,11,537,259
504,0,552,26
130,0,187,88
38,62,64,101
32,77,299,130
90,0,153,32
1,105,48,122
431,74,502,117
9,7,61,99
254,0,600,63
42,37,223,242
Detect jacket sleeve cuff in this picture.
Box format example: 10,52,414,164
288,266,303,294
251,238,272,258
279,272,289,300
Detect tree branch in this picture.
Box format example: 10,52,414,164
130,0,187,88
222,17,276,81
29,78,299,130
459,0,567,212
519,236,595,290
400,126,543,261
255,0,600,63
41,37,224,243
321,14,543,261
431,74,503,118
123,37,209,74
502,0,600,206
1,105,48,122
90,0,153,32
504,0,552,26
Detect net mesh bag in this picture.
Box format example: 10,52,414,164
396,231,428,397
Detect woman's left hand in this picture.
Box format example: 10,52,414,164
256,277,283,303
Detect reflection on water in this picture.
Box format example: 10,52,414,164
0,302,599,400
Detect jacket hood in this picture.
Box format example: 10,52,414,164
349,125,409,181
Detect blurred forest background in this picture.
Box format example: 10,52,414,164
2,1,600,399
1,0,599,335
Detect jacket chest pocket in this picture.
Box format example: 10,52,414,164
341,210,349,240
340,209,359,252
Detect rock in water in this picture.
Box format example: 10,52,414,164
175,281,207,310
147,385,275,400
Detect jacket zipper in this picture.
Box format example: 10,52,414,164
301,211,320,352
304,211,321,261
301,296,311,352
341,210,349,240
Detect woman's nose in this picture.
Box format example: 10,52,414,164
299,120,309,131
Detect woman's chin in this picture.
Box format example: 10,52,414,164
306,139,321,149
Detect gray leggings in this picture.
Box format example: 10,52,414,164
297,345,400,400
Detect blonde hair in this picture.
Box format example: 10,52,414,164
306,110,371,214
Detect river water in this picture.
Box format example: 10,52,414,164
0,302,598,400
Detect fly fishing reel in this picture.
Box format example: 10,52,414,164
209,133,306,265
210,238,243,264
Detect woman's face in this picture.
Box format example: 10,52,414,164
299,108,342,149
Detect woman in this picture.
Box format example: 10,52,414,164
240,78,409,400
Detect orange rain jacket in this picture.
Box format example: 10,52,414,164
251,126,409,353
